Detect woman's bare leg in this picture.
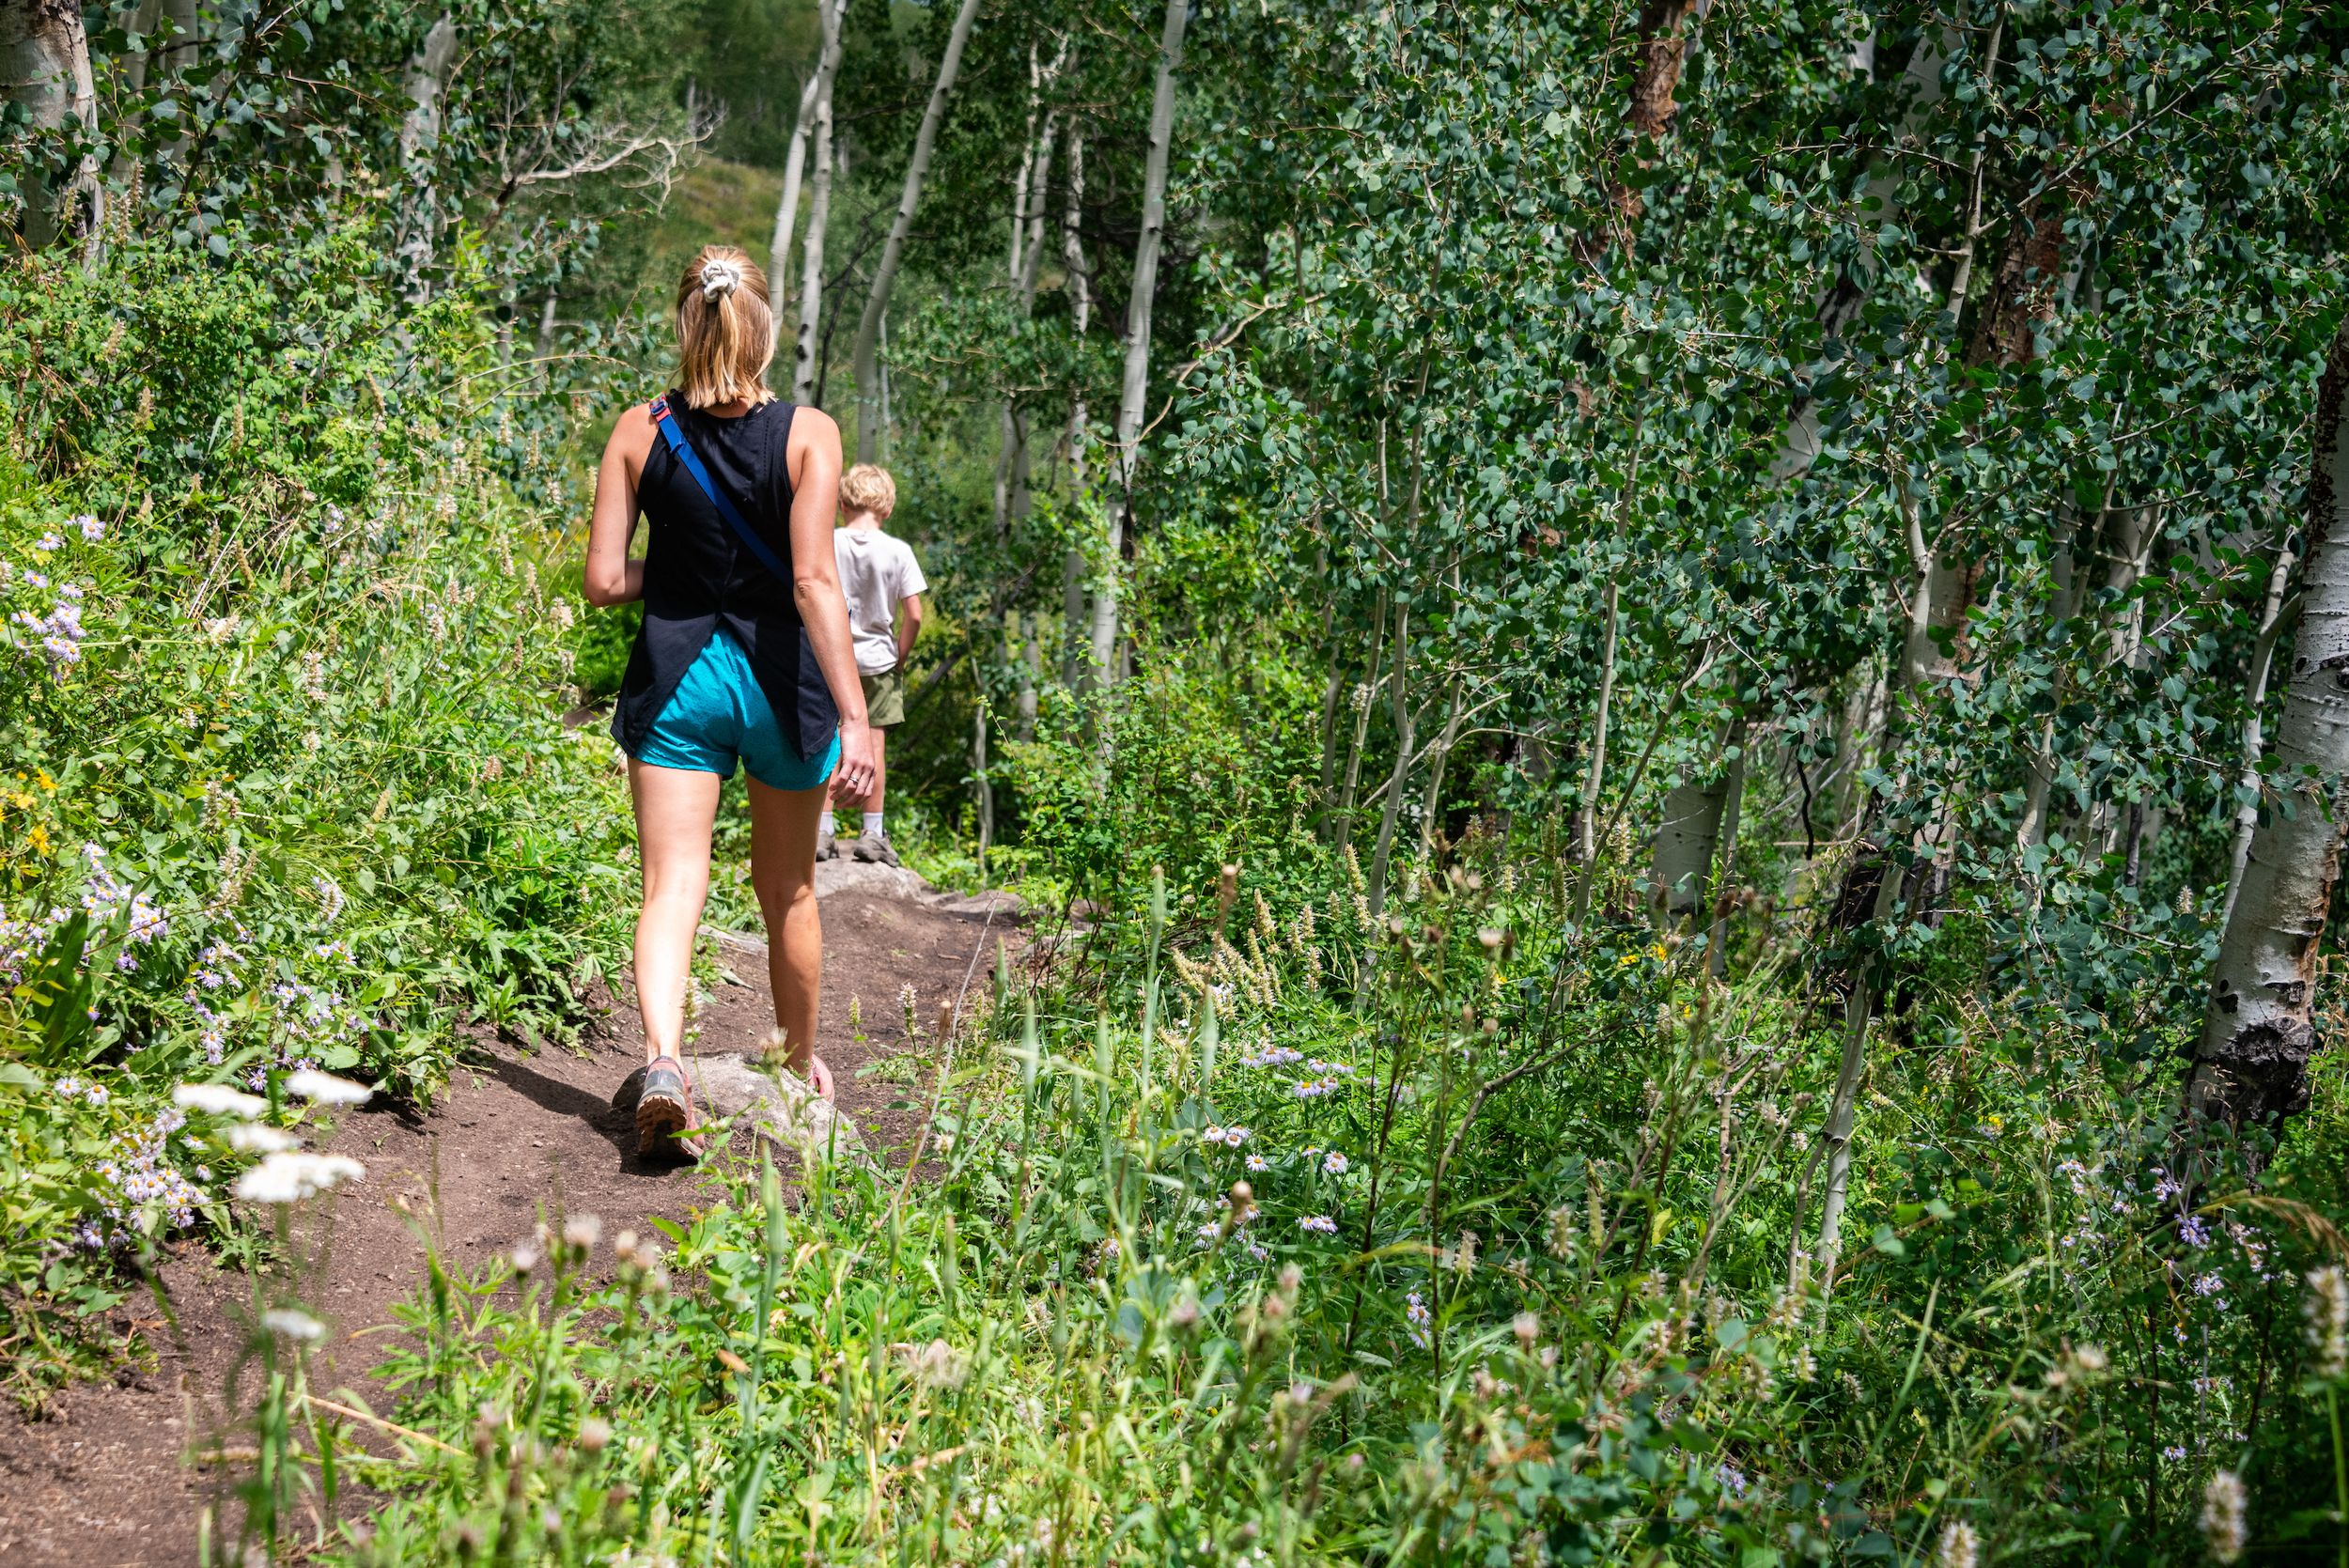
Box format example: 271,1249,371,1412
629,761,723,1066
748,772,833,1099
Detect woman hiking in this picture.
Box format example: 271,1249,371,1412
583,244,876,1158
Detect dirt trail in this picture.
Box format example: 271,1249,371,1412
0,862,1016,1568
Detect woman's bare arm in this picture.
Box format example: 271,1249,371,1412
786,409,877,800
584,406,656,607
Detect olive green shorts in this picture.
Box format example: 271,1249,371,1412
861,665,906,728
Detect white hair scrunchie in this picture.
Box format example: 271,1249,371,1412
699,257,744,303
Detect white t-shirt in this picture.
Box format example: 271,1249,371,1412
833,527,927,675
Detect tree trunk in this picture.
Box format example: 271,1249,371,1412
2020,496,2089,851
1089,0,1190,687
2103,502,2159,667
1626,1,1699,140
850,0,983,463
393,16,459,299
972,681,993,872
1418,680,1468,855
3,0,103,258
767,63,825,348
1654,774,1727,922
1333,592,1389,844
2223,529,2301,926
1316,597,1345,805
1060,134,1094,689
2192,318,2349,1136
107,0,163,186
1706,719,1748,978
791,0,845,407
994,57,1063,537
1771,31,1952,481
1809,494,1974,1295
1572,575,1620,924
1017,613,1040,741
149,0,196,166
1368,601,1413,918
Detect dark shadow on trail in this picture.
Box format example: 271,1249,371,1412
486,1050,641,1169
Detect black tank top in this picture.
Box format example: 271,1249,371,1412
608,396,840,762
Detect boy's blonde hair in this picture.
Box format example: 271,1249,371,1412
840,464,896,518
673,245,775,411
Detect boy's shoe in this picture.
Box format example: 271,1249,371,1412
816,831,840,862
850,832,900,867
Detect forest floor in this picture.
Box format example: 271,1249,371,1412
0,859,1021,1567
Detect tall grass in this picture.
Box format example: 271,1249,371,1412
258,852,2348,1565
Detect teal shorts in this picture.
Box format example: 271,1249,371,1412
630,630,840,791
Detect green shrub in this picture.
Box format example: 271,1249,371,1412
0,235,633,1380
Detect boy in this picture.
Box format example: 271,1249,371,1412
819,463,926,865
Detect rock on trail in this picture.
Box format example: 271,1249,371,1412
0,862,1018,1568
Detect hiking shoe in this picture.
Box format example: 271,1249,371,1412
816,832,840,862
850,833,900,867
635,1057,704,1161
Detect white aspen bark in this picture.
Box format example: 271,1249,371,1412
1001,111,1063,532
995,72,1062,538
791,0,844,407
1572,575,1620,924
1017,613,1040,740
877,309,893,462
1060,135,1094,688
1368,601,1413,918
2020,500,2087,852
1812,491,1967,1297
2193,319,2349,1134
851,0,984,463
1090,0,1190,686
1333,594,1388,843
993,110,1039,533
2103,503,2157,667
1812,834,1909,1294
161,0,195,74
1316,592,1346,802
121,0,162,88
393,16,459,298
2222,531,2300,925
153,0,197,168
1705,719,1748,978
1417,680,1466,854
4,0,103,256
767,66,824,349
1771,32,1952,481
973,686,993,868
1654,774,1728,920
107,0,162,188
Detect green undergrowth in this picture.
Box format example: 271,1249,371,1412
248,858,2348,1567
0,236,635,1387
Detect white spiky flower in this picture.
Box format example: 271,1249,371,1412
226,1124,298,1154
2306,1265,2348,1382
285,1068,373,1106
233,1151,365,1203
1936,1519,1979,1568
2201,1469,2248,1563
174,1083,268,1119
261,1308,326,1343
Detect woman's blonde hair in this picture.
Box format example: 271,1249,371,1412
673,245,775,410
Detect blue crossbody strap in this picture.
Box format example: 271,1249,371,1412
648,395,790,581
